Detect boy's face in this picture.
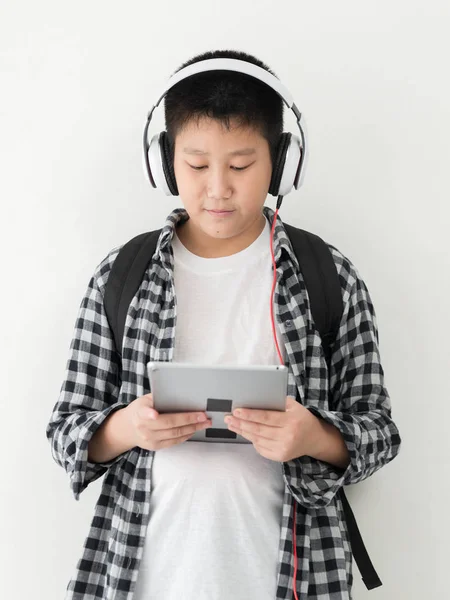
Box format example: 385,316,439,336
172,116,272,258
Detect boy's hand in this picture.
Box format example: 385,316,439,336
223,396,320,462
124,393,212,451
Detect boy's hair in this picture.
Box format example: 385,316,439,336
164,49,284,167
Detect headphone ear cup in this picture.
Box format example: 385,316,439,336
160,131,179,196
268,133,291,197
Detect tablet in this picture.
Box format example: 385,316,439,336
146,362,289,444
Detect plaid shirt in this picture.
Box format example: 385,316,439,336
46,205,402,600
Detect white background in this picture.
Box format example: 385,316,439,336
1,1,449,598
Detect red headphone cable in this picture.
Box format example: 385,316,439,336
269,201,299,600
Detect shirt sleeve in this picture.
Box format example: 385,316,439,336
284,247,402,509
45,246,130,501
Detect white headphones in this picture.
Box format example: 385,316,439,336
143,58,309,198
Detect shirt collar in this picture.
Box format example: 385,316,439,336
154,205,300,273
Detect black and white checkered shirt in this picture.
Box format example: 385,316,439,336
46,205,402,599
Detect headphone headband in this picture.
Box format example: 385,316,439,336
151,58,295,111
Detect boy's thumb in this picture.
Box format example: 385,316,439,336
144,393,157,419
146,408,158,420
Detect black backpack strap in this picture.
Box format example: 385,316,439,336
338,487,383,590
104,229,162,358
283,223,382,591
283,224,342,361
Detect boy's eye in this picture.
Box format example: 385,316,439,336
188,164,250,172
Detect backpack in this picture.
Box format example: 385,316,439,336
103,222,382,591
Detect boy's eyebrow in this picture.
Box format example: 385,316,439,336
183,147,256,156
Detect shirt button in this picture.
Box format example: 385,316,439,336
285,320,292,328
124,555,132,569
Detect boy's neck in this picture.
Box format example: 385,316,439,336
175,212,267,259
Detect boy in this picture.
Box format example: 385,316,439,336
46,49,402,600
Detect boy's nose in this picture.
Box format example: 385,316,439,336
207,172,233,200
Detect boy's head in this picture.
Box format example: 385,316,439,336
164,49,284,257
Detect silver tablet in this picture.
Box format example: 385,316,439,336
146,362,289,444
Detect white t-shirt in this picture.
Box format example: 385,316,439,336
133,214,287,600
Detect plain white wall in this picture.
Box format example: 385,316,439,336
1,1,449,598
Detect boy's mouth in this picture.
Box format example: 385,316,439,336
206,209,235,217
